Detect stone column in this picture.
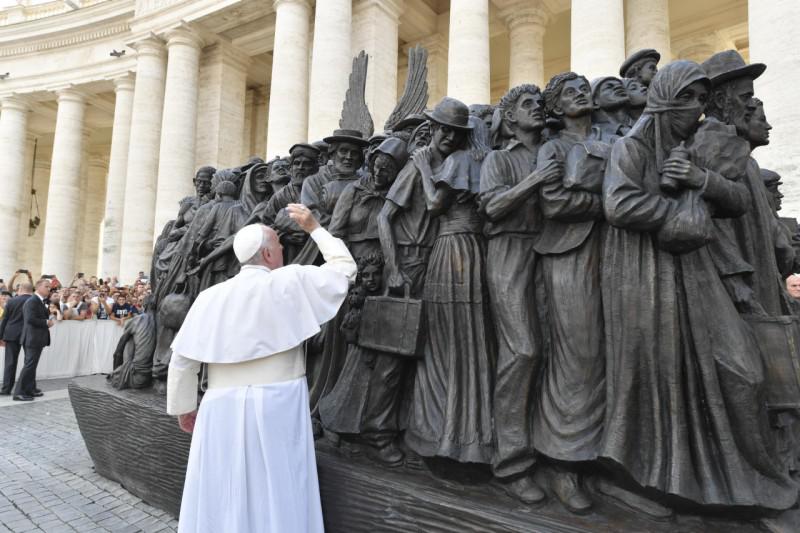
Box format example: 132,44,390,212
75,129,91,276
82,155,108,276
253,89,268,158
41,88,86,281
194,42,250,169
14,135,36,274
307,0,352,141
267,0,311,157
447,0,490,105
500,2,550,88
570,0,625,79
625,0,671,60
119,36,167,284
352,0,405,130
674,35,721,63
0,96,30,280
27,157,51,278
100,74,135,279
154,27,204,241
749,0,800,216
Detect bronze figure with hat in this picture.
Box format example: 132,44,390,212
619,48,661,86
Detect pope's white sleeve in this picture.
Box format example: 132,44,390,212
166,352,201,415
310,227,357,282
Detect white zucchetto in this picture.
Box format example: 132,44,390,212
233,224,265,263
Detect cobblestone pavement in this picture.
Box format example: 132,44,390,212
0,379,179,533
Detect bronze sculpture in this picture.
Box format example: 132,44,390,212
602,59,797,513
478,83,556,504
532,72,606,514
619,48,660,87
402,99,495,465
104,44,800,530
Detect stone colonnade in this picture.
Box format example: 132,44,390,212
0,0,776,282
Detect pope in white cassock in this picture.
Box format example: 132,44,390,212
166,203,356,533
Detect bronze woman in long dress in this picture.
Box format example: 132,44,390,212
404,101,495,465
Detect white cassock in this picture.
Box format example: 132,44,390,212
167,227,356,533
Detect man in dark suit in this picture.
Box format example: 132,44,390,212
14,279,54,401
0,283,33,395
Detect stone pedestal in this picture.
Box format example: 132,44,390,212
69,375,191,518
70,376,777,532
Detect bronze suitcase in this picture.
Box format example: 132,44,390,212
746,314,800,409
358,287,424,358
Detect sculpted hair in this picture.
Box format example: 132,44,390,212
499,84,542,116
195,166,216,180
543,71,581,116
357,252,385,272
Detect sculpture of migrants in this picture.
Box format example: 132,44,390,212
101,45,800,532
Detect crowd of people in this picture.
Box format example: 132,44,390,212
0,270,151,325
0,268,152,402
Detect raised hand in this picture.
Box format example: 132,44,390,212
286,203,321,233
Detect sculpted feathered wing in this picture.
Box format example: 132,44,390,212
339,50,374,138
384,45,429,131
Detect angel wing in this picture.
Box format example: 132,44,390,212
339,50,374,138
384,45,429,131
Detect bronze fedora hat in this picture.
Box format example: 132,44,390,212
323,128,370,147
702,50,766,87
619,48,661,78
424,97,473,130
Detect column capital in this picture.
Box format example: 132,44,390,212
353,0,405,23
54,87,89,105
500,2,551,32
129,34,166,59
205,41,252,74
0,94,32,113
273,0,312,11
112,73,136,93
164,24,205,51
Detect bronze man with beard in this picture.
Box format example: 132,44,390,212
532,72,606,514
248,143,320,264
701,50,795,314
301,130,368,228
478,84,562,504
